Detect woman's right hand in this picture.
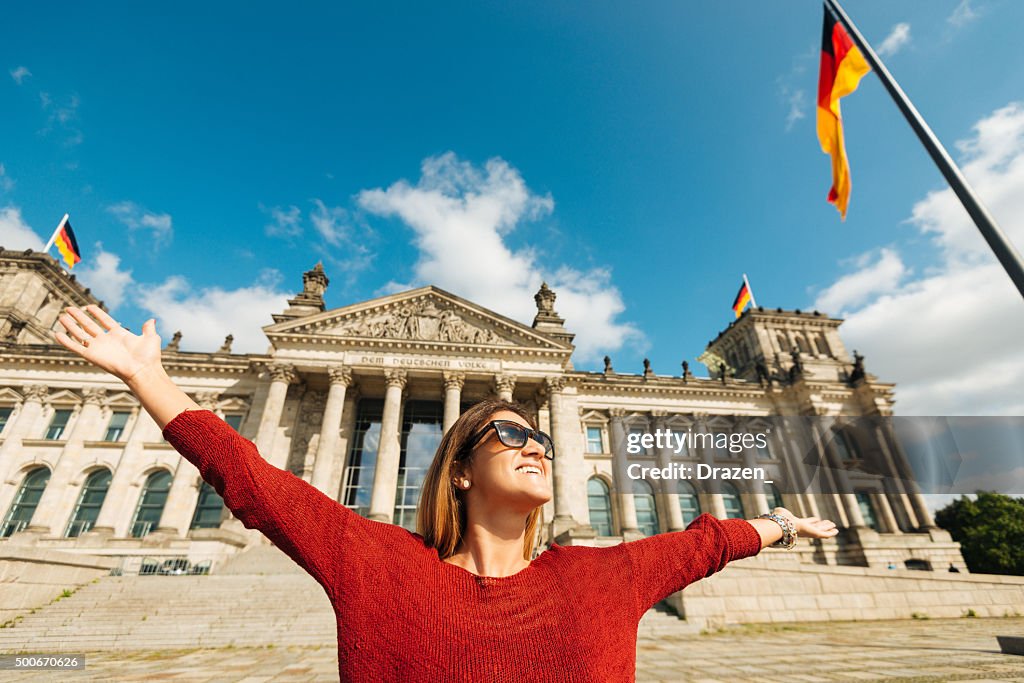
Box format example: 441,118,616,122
54,305,163,384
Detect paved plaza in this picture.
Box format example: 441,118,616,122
3,617,1022,682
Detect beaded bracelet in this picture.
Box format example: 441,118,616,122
757,513,798,550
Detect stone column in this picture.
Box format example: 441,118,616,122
88,407,154,536
442,372,464,433
652,413,685,532
546,377,577,535
707,493,728,519
608,408,640,536
873,490,900,534
741,444,770,515
0,385,49,506
254,362,296,469
368,369,406,523
814,419,867,528
331,387,360,502
155,393,219,536
26,389,106,535
877,423,936,529
311,366,353,494
494,374,516,402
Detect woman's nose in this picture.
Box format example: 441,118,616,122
522,438,545,457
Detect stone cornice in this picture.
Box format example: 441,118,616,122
570,372,769,400
0,343,258,375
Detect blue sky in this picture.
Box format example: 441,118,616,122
2,0,1023,415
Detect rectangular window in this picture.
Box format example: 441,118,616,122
585,426,603,454
395,400,444,532
45,409,73,440
0,406,12,434
342,399,385,518
224,414,244,432
104,411,131,442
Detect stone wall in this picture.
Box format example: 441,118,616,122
668,559,1024,630
0,547,117,623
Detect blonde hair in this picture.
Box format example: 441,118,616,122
417,399,544,561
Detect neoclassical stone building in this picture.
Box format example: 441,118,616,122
0,250,963,572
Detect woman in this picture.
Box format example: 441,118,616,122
55,305,838,682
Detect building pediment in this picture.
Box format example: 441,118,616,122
263,286,571,356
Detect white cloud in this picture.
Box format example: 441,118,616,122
775,47,816,134
136,271,290,354
784,88,806,132
358,152,643,362
106,201,173,247
39,92,82,147
815,103,1024,415
9,66,31,85
261,204,302,239
877,23,911,57
309,199,374,274
948,0,977,28
0,164,13,192
813,248,906,315
75,246,133,310
0,205,44,250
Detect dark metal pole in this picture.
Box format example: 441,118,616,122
825,0,1024,300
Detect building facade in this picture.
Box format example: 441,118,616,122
0,250,963,572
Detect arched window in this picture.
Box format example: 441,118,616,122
65,469,111,537
633,480,659,536
190,481,225,529
795,336,810,354
764,483,784,512
721,482,745,519
777,334,790,352
855,491,879,531
1,467,50,537
587,478,612,536
678,481,701,526
131,470,172,538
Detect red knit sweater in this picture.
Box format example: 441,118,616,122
163,410,762,682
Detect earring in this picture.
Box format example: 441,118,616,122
462,480,471,489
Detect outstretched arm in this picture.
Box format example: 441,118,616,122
55,305,197,429
619,509,838,619
54,305,368,594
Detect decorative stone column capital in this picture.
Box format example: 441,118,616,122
545,376,566,393
443,371,465,391
327,365,353,387
650,409,669,430
494,373,516,394
194,391,221,411
23,384,49,403
385,368,408,389
267,362,297,384
82,388,108,406
608,407,627,420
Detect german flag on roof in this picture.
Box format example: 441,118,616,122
53,215,82,268
817,3,871,220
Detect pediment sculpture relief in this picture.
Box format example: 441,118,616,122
330,300,513,345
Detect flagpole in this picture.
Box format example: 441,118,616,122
823,0,1024,301
743,273,757,307
42,213,69,253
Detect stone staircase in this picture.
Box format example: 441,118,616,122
0,543,698,653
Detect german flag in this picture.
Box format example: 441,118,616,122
732,280,752,318
53,216,82,268
817,3,871,220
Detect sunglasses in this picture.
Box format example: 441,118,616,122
466,420,555,460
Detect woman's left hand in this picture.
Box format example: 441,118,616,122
772,507,839,540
